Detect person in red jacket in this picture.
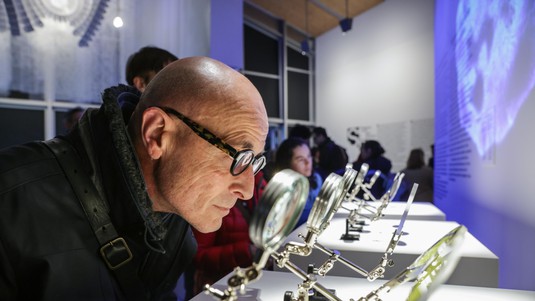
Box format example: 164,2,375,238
191,171,267,295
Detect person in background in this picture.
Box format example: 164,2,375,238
191,171,266,295
62,106,84,132
0,57,269,300
428,143,435,168
125,46,178,93
274,137,323,228
119,46,179,124
352,140,392,200
60,47,176,136
289,124,312,140
312,126,348,180
400,148,434,203
262,124,312,182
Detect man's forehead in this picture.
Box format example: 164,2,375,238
226,133,265,153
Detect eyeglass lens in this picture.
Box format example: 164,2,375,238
232,150,265,176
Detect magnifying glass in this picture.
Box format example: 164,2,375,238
387,172,404,200
249,169,309,255
341,164,358,198
359,225,467,301
306,173,345,236
205,170,309,300
355,163,369,187
346,163,369,202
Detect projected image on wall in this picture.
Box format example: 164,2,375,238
455,0,535,157
436,0,535,291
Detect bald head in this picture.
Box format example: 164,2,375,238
138,57,255,115
128,56,269,232
130,56,268,142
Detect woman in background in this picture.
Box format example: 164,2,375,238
275,137,323,228
352,140,392,199
401,148,434,203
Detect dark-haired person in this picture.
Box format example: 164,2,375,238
63,106,85,133
125,46,178,92
120,46,179,124
289,124,312,140
0,57,269,300
352,140,392,199
275,137,323,228
400,148,434,203
312,126,348,180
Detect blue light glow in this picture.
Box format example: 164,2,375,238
455,0,535,157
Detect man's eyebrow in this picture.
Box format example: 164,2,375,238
239,141,266,157
237,138,267,152
240,141,254,149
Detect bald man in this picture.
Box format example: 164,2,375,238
129,57,268,234
0,57,268,300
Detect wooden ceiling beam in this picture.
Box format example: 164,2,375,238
309,0,344,20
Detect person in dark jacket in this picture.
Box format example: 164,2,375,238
0,57,269,301
125,46,178,93
120,46,179,124
400,148,434,203
312,126,348,180
352,140,393,200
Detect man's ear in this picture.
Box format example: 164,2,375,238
133,76,147,92
140,108,168,160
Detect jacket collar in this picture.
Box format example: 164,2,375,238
75,85,168,251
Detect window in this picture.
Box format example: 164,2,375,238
0,107,44,149
244,2,315,151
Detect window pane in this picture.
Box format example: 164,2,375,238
244,24,279,74
287,71,309,121
0,108,44,149
287,46,309,70
246,74,280,118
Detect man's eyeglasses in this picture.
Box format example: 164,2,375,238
157,107,266,176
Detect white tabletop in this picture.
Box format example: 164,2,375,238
191,271,534,301
336,201,446,221
276,219,498,287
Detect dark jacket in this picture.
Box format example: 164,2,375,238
0,85,196,300
315,138,348,180
353,156,393,199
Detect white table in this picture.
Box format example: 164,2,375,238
191,271,534,301
276,219,498,287
336,201,446,221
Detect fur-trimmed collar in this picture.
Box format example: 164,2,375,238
100,85,167,249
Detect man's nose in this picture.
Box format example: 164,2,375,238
231,167,255,200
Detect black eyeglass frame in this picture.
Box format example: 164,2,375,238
156,107,266,176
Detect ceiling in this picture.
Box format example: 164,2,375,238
245,0,384,37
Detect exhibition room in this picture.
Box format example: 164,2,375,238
0,0,534,300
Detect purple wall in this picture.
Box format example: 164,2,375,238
210,0,243,70
434,0,535,291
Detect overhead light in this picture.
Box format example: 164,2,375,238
339,18,352,33
113,16,123,28
113,0,123,28
301,0,310,55
300,39,310,55
339,0,352,34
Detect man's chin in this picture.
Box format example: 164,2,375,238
194,219,223,233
